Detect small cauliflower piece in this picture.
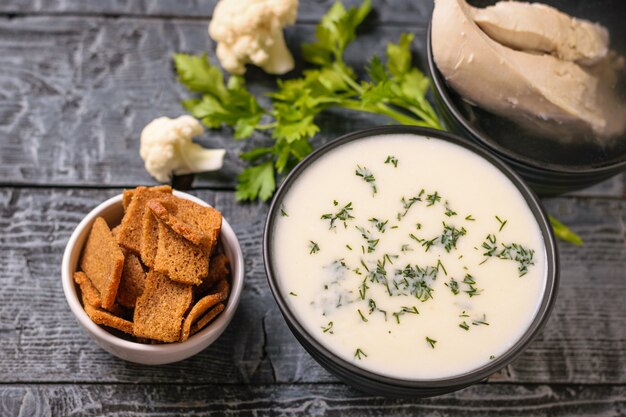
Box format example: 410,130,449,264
208,0,298,75
140,116,226,182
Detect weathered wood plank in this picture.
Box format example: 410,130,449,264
0,14,623,198
0,0,433,24
1,383,624,417
566,175,625,199
0,188,625,384
0,16,429,189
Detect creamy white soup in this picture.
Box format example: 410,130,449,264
271,134,546,380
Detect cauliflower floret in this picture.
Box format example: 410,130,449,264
208,0,299,75
140,115,226,182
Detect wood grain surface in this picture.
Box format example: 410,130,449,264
0,0,433,23
1,0,625,415
1,384,624,416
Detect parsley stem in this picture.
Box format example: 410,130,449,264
255,122,277,130
402,103,442,129
332,64,440,128
340,100,430,127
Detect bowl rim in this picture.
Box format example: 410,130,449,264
263,125,559,390
61,190,244,356
425,22,626,176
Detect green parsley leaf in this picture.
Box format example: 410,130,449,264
387,33,413,77
173,53,228,98
550,215,583,246
235,160,276,202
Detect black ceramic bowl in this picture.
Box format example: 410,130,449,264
427,0,626,195
264,126,559,398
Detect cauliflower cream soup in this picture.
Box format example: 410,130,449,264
269,133,547,380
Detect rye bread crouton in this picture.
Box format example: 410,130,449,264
80,217,125,310
140,209,160,267
81,293,134,335
133,270,193,342
190,303,225,337
122,189,134,211
116,253,147,309
180,278,230,341
196,252,230,298
73,271,102,308
153,220,209,285
117,185,172,254
148,198,222,250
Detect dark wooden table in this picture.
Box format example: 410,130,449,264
1,1,625,415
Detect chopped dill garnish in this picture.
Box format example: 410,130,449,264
356,226,380,253
459,321,470,331
463,274,482,297
465,214,476,221
444,201,457,217
397,190,424,219
368,298,388,320
445,278,460,295
369,217,389,233
402,306,419,315
346,244,353,251
481,233,498,257
322,321,334,333
495,215,508,232
385,155,398,167
309,241,320,254
436,259,447,275
481,234,535,276
422,237,437,252
359,278,369,300
356,165,377,195
391,306,419,324
383,253,398,265
409,233,423,244
489,355,496,360
321,201,354,229
354,348,367,359
472,314,490,326
459,311,470,318
392,311,402,324
426,191,441,206
360,259,370,273
426,337,437,348
357,309,368,322
289,292,298,296
401,244,413,252
440,223,467,252
280,206,288,217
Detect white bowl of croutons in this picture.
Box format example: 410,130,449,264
61,187,244,364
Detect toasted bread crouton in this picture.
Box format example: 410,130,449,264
153,220,209,285
80,217,125,309
117,185,172,254
116,253,147,309
181,278,230,341
73,271,102,308
133,270,193,342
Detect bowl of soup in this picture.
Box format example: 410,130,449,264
263,126,558,397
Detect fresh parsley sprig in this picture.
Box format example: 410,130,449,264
174,0,440,202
